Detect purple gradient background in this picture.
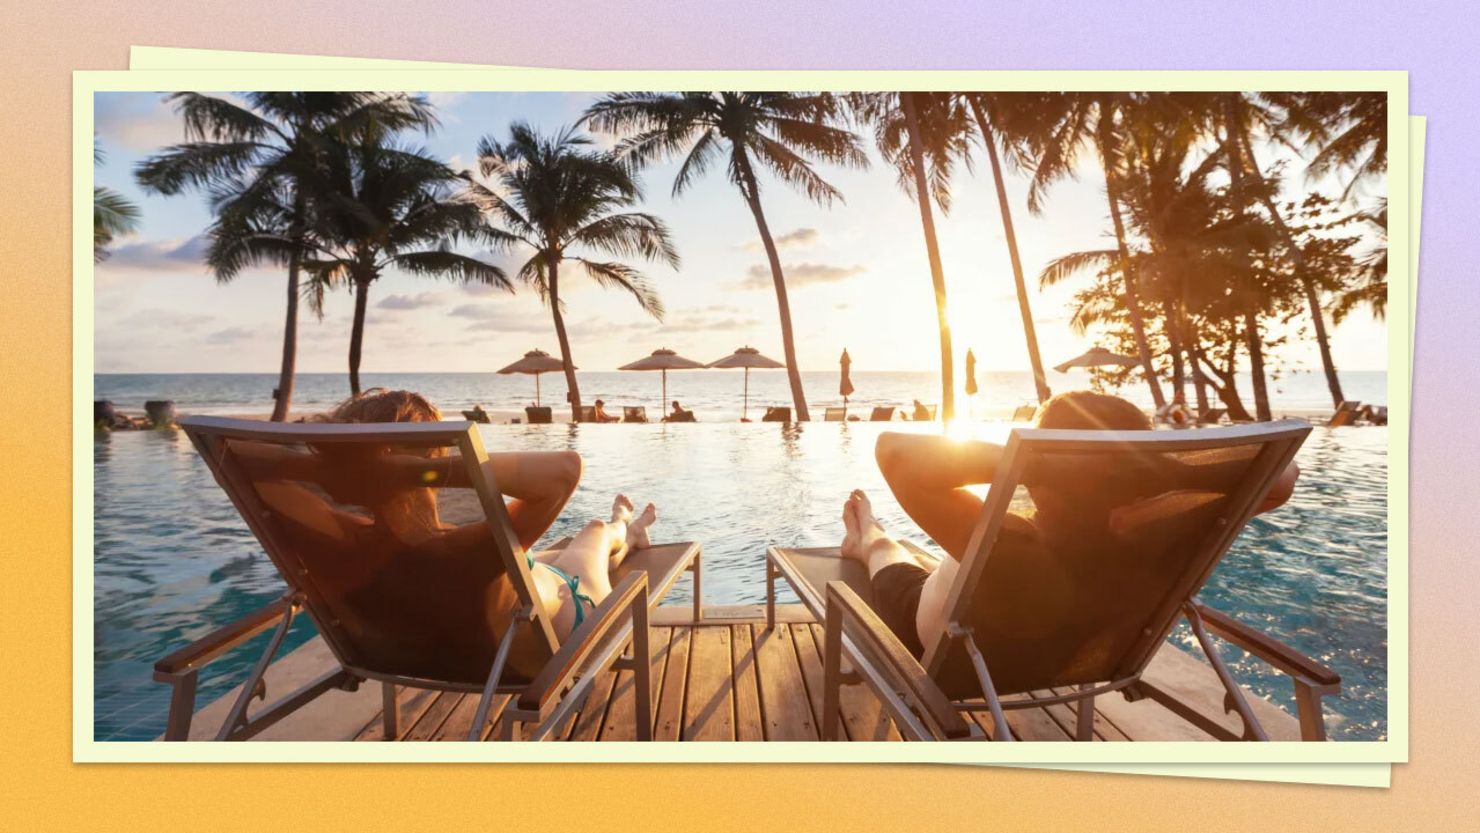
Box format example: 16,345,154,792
2,0,1476,827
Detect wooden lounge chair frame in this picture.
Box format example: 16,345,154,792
1327,400,1363,427
1011,405,1039,422
524,406,554,424
158,417,701,742
823,407,848,422
869,406,895,422
768,421,1341,742
623,406,648,423
761,407,791,423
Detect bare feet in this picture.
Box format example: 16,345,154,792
611,494,635,524
626,503,657,550
840,494,862,560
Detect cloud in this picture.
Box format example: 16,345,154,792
659,313,762,334
736,261,865,290
102,235,212,273
94,93,186,152
377,291,446,311
451,303,550,333
114,309,215,331
205,326,260,345
743,227,819,252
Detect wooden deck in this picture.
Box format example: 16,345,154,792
182,605,1303,742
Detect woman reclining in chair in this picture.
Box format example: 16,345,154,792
840,390,1302,662
235,389,661,644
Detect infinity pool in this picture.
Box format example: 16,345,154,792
92,421,1387,741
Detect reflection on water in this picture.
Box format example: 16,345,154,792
93,422,1388,741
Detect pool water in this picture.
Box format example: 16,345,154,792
91,422,1388,741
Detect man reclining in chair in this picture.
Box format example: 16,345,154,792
235,388,662,643
840,390,1302,663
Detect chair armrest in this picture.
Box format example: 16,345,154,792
153,593,299,675
1190,602,1340,689
518,571,649,712
825,581,973,740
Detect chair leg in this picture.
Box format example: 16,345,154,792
765,559,776,629
633,601,654,741
691,554,703,623
821,604,844,741
500,717,521,742
381,682,399,740
1075,685,1095,741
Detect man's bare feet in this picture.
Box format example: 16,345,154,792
840,494,863,560
626,502,658,550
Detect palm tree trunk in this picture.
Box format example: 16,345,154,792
1162,298,1187,402
1242,306,1272,421
1195,345,1254,422
270,243,301,421
548,262,583,422
901,93,956,423
348,277,370,396
735,154,810,421
1096,98,1166,408
1235,132,1346,407
969,98,1050,403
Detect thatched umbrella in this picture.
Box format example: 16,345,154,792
1053,346,1140,374
497,349,568,407
620,348,707,409
709,346,785,421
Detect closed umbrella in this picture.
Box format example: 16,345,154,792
619,348,707,411
708,346,785,421
497,349,568,407
1053,346,1140,374
964,349,979,397
839,349,855,414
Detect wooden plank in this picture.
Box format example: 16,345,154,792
599,627,672,742
354,685,439,741
731,625,765,742
752,624,818,741
401,691,463,742
682,625,735,741
1048,686,1130,742
652,628,693,741
800,624,900,741
653,604,814,627
564,669,619,742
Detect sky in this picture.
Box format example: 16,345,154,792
91,91,1389,376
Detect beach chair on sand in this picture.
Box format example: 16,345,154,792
623,406,648,423
1011,405,1039,422
761,407,791,423
460,405,491,424
1327,401,1362,427
908,404,937,422
766,421,1341,742
578,406,597,422
824,407,848,422
524,406,553,424
157,417,701,742
1197,408,1227,425
870,406,895,422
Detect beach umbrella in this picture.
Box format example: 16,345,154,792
1053,346,1140,374
620,348,707,410
964,349,979,397
497,349,568,407
839,349,855,414
708,346,785,421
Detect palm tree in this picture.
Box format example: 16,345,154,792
302,131,512,394
93,144,140,261
847,92,971,422
473,122,678,421
960,94,1051,403
1019,93,1167,408
135,92,436,420
1282,92,1387,199
583,92,866,422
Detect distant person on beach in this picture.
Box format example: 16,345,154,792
592,399,620,423
838,390,1301,660
240,388,659,643
664,400,695,422
911,399,932,421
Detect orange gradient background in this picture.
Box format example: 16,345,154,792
4,2,1474,829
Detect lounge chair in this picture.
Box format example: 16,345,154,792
525,406,553,424
824,407,848,422
623,406,648,423
156,417,702,742
761,407,791,423
766,421,1341,742
1011,405,1038,422
1364,405,1387,426
578,405,597,422
1327,400,1363,427
460,405,491,424
1197,408,1227,425
662,409,697,423
908,404,937,422
869,406,895,422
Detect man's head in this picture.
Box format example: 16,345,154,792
1027,391,1152,539
1033,390,1152,431
595,399,605,408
